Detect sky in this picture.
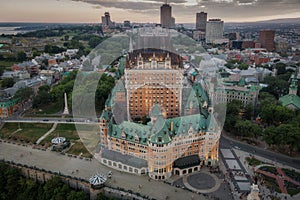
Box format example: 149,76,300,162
0,0,300,23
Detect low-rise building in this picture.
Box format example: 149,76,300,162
279,74,300,110
0,98,20,118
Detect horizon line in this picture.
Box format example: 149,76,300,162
0,17,299,25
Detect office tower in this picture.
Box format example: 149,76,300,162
101,12,113,28
205,19,224,44
160,3,172,28
259,30,275,52
124,20,131,28
196,12,207,32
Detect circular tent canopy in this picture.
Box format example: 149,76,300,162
89,173,107,186
51,137,66,144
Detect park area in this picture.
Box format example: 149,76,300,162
256,165,300,196
0,123,93,158
39,124,93,158
0,123,53,143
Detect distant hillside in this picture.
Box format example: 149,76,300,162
227,18,300,25
256,18,300,24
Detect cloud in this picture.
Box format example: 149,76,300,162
70,0,300,21
71,0,188,10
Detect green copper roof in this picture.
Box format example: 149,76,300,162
0,98,20,108
114,80,125,92
193,82,209,104
150,103,163,117
110,121,150,145
206,113,218,132
100,109,112,121
249,85,258,93
279,94,300,110
108,112,208,145
185,89,199,109
238,77,246,86
290,74,298,91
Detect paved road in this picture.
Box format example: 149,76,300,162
2,118,99,125
0,141,206,200
220,134,300,170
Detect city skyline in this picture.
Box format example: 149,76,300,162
1,0,300,23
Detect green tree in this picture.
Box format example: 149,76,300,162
17,51,27,62
32,90,52,108
64,35,69,41
262,76,289,99
243,104,254,120
260,103,295,125
233,120,261,138
259,92,277,106
88,36,104,48
275,62,287,75
226,100,243,116
14,87,34,100
1,78,14,88
224,100,243,131
1,78,15,88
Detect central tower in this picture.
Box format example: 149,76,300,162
125,50,184,120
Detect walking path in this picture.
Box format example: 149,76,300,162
8,128,22,137
234,149,300,200
255,166,300,194
0,141,206,200
36,123,57,144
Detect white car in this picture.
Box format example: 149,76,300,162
107,171,112,178
234,146,241,150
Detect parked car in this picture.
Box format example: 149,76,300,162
107,171,112,178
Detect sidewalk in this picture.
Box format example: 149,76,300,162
0,142,206,200
36,123,58,144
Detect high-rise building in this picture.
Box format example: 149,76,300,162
101,12,114,28
259,30,275,52
160,3,172,28
123,20,131,28
196,12,207,32
205,19,224,44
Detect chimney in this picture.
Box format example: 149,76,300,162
170,121,174,132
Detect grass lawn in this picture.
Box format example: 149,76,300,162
38,123,93,158
30,102,63,115
0,60,15,70
260,166,278,175
66,141,92,158
0,123,53,144
285,180,300,196
282,168,300,182
261,174,281,193
246,157,264,167
40,124,79,146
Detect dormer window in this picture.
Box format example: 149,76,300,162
135,134,139,143
158,136,162,143
121,132,126,139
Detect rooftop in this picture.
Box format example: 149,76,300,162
279,94,300,110
101,149,148,168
